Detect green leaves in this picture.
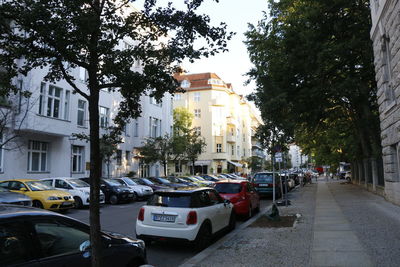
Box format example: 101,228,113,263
245,0,380,164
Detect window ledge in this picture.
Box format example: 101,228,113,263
77,125,88,129
27,171,50,174
36,114,71,123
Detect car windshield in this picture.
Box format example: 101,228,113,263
124,178,137,186
215,183,242,194
158,178,171,184
147,193,192,208
103,179,122,186
178,178,189,183
254,173,273,183
26,181,54,191
194,176,206,181
69,179,89,188
141,178,154,185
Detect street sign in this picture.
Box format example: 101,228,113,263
275,157,283,163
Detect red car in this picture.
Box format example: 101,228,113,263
214,180,260,218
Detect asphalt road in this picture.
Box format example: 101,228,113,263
67,198,272,267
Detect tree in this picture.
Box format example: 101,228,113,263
172,107,206,174
245,0,380,167
0,1,232,265
140,134,172,176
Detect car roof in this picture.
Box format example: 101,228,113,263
2,179,40,182
215,179,247,184
0,204,65,219
154,187,214,194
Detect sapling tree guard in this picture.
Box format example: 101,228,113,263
0,0,233,266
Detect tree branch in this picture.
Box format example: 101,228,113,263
57,60,90,100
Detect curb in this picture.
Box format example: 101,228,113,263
179,203,273,267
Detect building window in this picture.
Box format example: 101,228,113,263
39,82,46,115
64,90,70,120
116,150,122,165
47,85,62,118
181,80,191,88
231,144,234,155
194,127,201,136
243,148,246,157
382,35,395,103
79,67,87,82
77,100,86,126
134,119,139,137
125,151,130,165
237,145,240,157
216,144,222,153
174,94,182,100
194,92,200,102
72,146,84,173
99,106,109,128
27,140,48,172
149,117,160,138
194,109,201,118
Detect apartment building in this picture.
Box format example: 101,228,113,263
370,0,400,204
0,42,173,180
173,72,263,175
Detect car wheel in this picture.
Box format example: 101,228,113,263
32,200,43,209
74,196,83,209
228,212,236,231
109,194,118,205
194,223,212,251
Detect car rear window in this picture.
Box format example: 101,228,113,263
215,183,242,194
147,193,192,208
254,173,273,183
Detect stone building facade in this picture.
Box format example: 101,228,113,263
370,0,400,204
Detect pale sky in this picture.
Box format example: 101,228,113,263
134,0,269,97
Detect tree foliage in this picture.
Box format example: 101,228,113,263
140,134,172,176
0,1,232,265
245,0,380,166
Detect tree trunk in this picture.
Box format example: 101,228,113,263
192,159,195,175
88,91,102,267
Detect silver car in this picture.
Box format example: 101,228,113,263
0,187,32,206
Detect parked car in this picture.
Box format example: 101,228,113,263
136,187,236,250
115,177,153,200
0,204,147,267
251,172,282,198
214,180,260,218
0,187,32,206
200,174,221,182
79,178,135,204
148,177,187,188
192,176,215,186
179,176,210,187
167,176,198,187
0,179,74,211
132,178,170,191
41,177,105,208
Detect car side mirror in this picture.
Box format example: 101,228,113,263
79,240,91,252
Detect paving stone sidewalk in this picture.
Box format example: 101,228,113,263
181,178,400,267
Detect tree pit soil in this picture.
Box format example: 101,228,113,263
249,215,297,228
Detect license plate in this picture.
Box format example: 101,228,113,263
153,214,176,222
128,194,133,197
259,184,269,187
62,202,72,206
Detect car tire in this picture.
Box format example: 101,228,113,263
109,194,118,205
32,200,44,209
194,223,212,251
228,212,236,231
74,196,83,209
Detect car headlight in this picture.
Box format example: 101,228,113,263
48,196,58,200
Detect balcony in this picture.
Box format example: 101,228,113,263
212,152,228,160
226,135,236,143
211,98,225,106
226,117,237,126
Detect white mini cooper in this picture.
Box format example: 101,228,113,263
135,187,236,250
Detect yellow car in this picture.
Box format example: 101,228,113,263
0,179,75,211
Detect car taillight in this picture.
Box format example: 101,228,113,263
186,211,197,225
138,207,145,221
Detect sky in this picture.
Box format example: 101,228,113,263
134,0,270,97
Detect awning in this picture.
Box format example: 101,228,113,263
227,160,243,168
188,160,212,166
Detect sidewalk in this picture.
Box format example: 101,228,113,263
180,178,400,267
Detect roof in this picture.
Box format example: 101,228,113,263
174,72,233,92
154,187,214,194
0,204,62,219
215,179,248,184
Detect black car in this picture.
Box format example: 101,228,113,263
133,178,169,191
0,204,147,267
167,176,197,187
148,177,186,188
79,178,134,204
0,187,32,206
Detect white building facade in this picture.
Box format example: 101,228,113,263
0,50,173,181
